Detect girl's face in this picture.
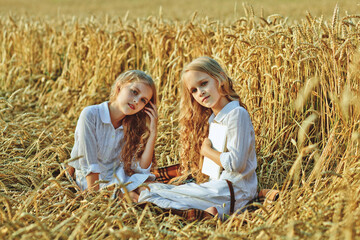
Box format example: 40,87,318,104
114,81,153,115
183,70,229,115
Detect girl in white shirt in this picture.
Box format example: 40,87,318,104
138,57,258,218
66,70,158,202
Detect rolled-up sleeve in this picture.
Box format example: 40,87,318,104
70,107,101,176
219,108,254,173
133,162,152,174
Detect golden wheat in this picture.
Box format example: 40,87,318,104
0,4,359,239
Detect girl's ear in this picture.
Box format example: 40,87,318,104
116,84,122,95
219,72,229,92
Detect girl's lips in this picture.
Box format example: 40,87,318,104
128,103,135,110
202,96,209,102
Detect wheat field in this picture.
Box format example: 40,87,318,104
1,2,360,239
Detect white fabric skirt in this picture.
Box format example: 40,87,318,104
138,179,254,217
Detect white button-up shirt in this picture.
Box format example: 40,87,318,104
210,101,258,208
69,102,154,191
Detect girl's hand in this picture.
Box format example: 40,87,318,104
144,101,158,138
200,138,212,156
66,165,75,178
86,172,100,191
200,138,222,167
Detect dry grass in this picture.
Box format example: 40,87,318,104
1,4,360,239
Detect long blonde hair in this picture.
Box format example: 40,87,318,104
109,70,157,175
179,56,246,183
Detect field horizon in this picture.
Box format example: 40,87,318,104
1,0,359,23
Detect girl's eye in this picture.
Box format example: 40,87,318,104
141,99,147,104
131,89,138,95
201,81,208,86
191,89,197,94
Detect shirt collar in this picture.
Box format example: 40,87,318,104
99,101,124,130
208,101,240,123
99,101,112,124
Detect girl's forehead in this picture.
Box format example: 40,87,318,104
184,70,213,88
123,81,148,88
127,81,153,97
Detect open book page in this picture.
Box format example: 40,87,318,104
201,122,227,180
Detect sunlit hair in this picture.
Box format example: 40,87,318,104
109,70,157,175
179,56,246,183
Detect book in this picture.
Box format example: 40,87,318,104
201,122,227,180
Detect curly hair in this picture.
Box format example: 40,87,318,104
179,56,246,183
109,70,157,176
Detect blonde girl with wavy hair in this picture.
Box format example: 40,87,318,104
179,56,247,182
138,57,257,219
66,70,158,202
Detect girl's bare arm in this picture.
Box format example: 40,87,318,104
139,101,158,169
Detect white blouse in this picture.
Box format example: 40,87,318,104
69,102,154,191
211,101,258,197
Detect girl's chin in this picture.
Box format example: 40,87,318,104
201,103,212,109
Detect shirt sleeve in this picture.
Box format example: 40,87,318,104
219,108,255,173
69,107,101,176
133,162,152,174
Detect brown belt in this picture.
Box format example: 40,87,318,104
226,180,235,215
